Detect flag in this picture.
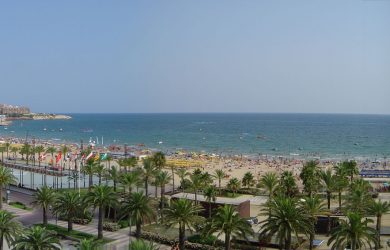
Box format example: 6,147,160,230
56,152,62,164
94,153,100,161
85,152,94,160
100,153,108,161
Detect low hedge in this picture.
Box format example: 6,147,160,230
9,201,33,211
103,221,120,232
139,231,219,250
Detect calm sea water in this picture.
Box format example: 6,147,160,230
1,113,390,159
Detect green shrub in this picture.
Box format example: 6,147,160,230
9,201,32,211
103,221,120,232
187,234,220,246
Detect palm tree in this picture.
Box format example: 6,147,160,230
118,157,138,172
53,191,81,231
32,186,57,227
107,166,121,192
154,171,171,223
209,204,253,250
74,238,101,250
327,212,377,250
299,160,321,197
213,169,225,193
35,145,45,168
95,164,105,185
334,164,349,210
46,146,57,165
189,173,204,204
21,143,31,165
152,152,165,170
121,171,142,194
279,171,298,197
345,180,373,216
85,185,118,239
176,168,188,192
341,160,359,183
0,210,21,250
227,178,241,197
0,166,17,209
121,192,155,238
82,159,96,190
10,147,18,163
142,158,156,196
300,195,328,250
129,240,158,250
12,226,61,250
259,172,279,199
0,147,5,163
204,185,217,218
4,142,10,160
260,195,313,250
368,200,390,249
167,163,176,192
164,199,204,250
320,169,335,210
242,172,255,188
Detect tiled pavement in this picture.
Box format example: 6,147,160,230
2,203,34,217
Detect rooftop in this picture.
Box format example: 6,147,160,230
171,192,250,206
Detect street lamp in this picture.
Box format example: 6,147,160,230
6,188,10,204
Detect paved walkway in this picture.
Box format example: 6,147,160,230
49,220,171,250
1,203,34,217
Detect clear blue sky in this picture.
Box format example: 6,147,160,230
0,1,389,114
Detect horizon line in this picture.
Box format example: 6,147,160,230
42,111,390,116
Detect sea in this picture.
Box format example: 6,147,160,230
1,113,390,160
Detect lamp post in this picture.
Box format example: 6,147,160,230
6,188,10,204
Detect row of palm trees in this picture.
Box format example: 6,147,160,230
257,160,390,250
3,148,390,250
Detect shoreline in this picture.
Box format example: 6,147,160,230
0,134,387,164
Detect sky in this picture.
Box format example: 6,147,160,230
0,1,389,114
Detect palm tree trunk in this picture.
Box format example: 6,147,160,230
225,232,231,250
89,174,93,190
338,191,342,209
285,231,292,250
155,185,157,198
160,186,165,223
309,232,314,250
377,215,382,249
145,179,148,196
194,192,197,205
209,202,212,218
327,191,331,209
43,207,47,226
0,188,3,209
136,222,141,238
171,168,175,192
351,240,356,250
179,223,185,250
0,234,3,250
114,180,117,192
68,217,73,232
98,205,103,239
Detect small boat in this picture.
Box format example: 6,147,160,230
43,128,47,131
59,128,63,131
158,141,163,144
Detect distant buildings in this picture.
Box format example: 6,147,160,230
0,104,30,115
